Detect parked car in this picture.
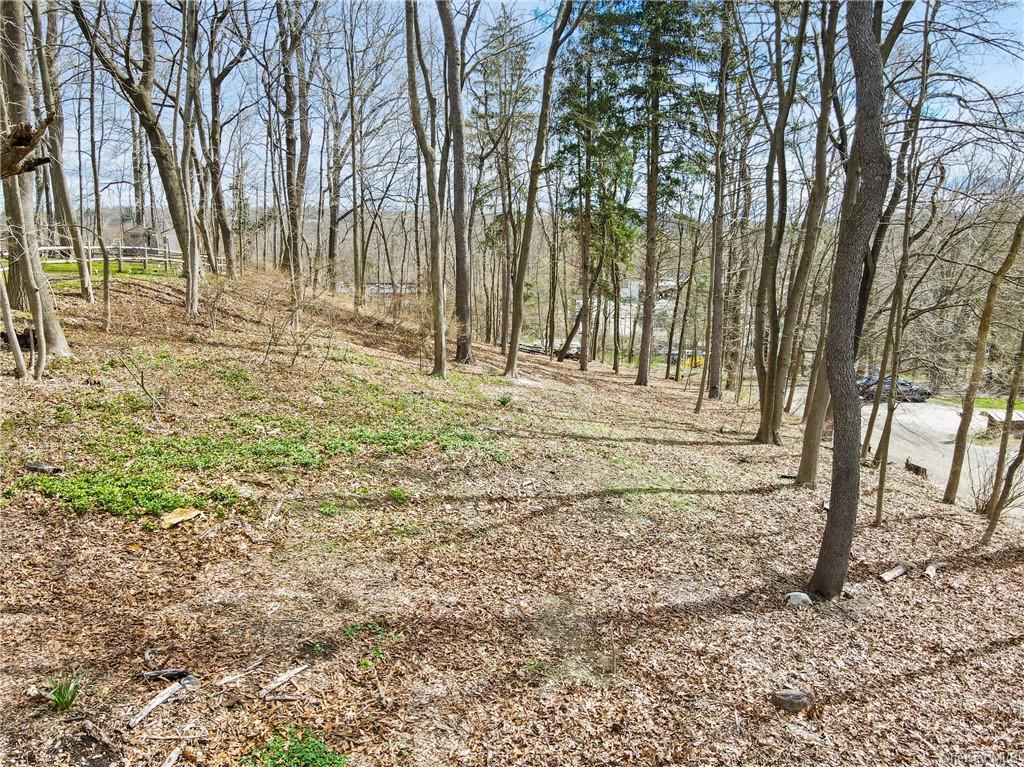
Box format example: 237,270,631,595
857,374,879,394
860,376,933,402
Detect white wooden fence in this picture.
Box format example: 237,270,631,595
37,244,227,274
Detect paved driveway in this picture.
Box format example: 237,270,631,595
790,388,1018,516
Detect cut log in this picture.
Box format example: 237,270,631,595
139,669,190,682
880,563,908,583
25,460,61,474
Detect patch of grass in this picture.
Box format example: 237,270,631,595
216,362,260,399
387,488,408,503
523,658,551,679
341,621,394,640
43,669,85,711
318,501,346,517
323,424,483,456
101,346,179,373
82,391,150,418
973,396,1024,411
30,470,200,519
497,392,513,407
246,728,348,767
390,521,425,538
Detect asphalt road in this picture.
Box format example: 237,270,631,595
789,388,1019,517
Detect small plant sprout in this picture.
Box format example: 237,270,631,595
497,392,513,407
44,669,85,711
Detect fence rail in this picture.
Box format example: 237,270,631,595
37,244,227,273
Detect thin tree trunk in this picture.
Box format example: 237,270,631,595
504,0,574,378
807,2,891,599
944,213,1024,503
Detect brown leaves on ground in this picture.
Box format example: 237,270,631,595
1,273,1023,766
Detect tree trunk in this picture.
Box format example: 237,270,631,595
807,2,891,599
768,2,837,443
31,0,92,303
437,1,473,363
405,1,445,377
944,213,1024,503
1,0,69,364
706,5,731,400
635,81,659,387
504,0,573,378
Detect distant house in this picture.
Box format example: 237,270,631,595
123,225,157,250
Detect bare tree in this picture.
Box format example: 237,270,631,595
405,0,445,376
1,0,70,372
504,0,577,379
807,1,891,599
72,0,203,315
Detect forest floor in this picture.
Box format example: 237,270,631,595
3,271,1024,767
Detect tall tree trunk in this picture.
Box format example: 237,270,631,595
437,1,473,363
706,5,731,400
944,212,1024,503
807,2,891,599
30,0,92,303
1,0,69,365
72,0,201,316
635,76,659,387
981,326,1024,544
405,1,445,377
753,2,809,442
768,2,837,443
504,0,573,378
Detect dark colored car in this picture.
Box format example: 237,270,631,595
860,376,933,403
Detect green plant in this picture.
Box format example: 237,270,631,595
387,488,408,503
44,669,85,711
497,393,513,407
31,470,197,518
318,501,344,517
390,522,425,538
246,728,348,767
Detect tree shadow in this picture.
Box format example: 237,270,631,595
818,632,1024,707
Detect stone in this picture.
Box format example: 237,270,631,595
159,507,203,529
772,687,812,713
236,485,262,501
25,461,61,474
784,591,813,607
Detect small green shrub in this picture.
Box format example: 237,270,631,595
318,501,345,517
387,488,408,503
246,728,348,767
497,393,512,407
31,471,196,518
44,670,85,711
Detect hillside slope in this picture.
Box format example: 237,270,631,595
2,273,1023,766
